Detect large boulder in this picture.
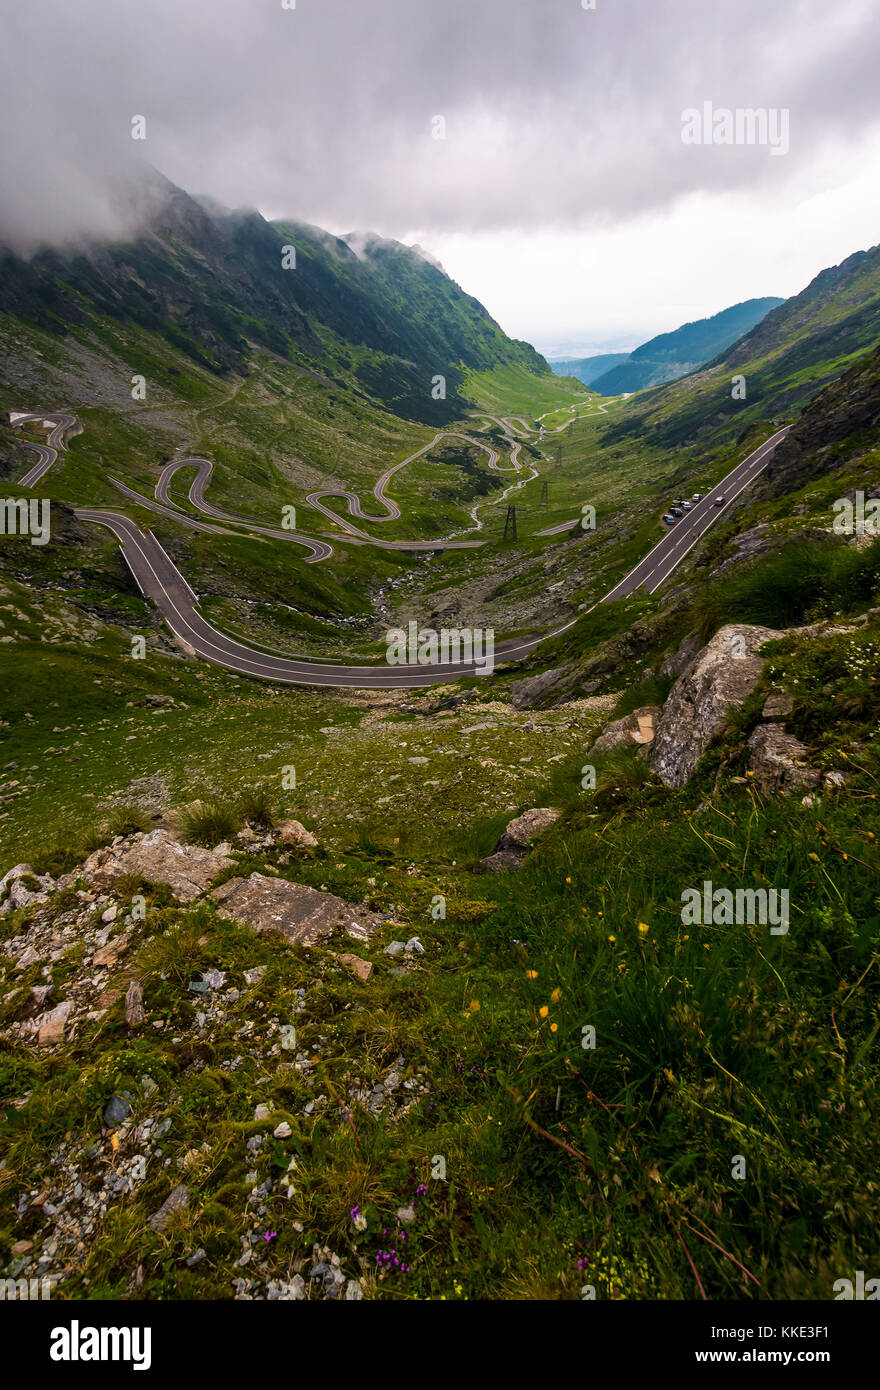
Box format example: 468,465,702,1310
650,624,782,788
211,872,385,945
747,724,822,796
82,829,232,902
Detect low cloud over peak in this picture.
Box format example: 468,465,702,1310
2,0,878,253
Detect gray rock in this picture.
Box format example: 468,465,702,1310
125,981,145,1029
474,849,527,874
103,1092,132,1127
762,692,795,720
149,1184,190,1233
589,707,661,756
276,819,318,848
33,998,74,1047
661,634,702,679
212,872,384,946
0,863,54,916
476,806,561,873
747,724,822,796
83,829,232,903
510,667,566,709
650,625,783,788
498,807,560,850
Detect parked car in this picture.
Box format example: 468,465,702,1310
682,500,693,510
713,495,726,507
662,514,676,525
671,506,684,517
692,493,703,500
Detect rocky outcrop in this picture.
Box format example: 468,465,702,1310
589,706,661,756
747,724,822,795
82,829,232,902
211,872,385,945
650,624,782,788
476,806,560,873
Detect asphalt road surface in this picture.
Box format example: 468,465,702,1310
12,411,78,487
74,507,550,687
155,458,334,561
306,429,494,551
602,426,791,600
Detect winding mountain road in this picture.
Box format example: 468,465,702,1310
10,405,789,688
11,411,79,487
72,506,557,687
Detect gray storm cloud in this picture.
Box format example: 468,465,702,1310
1,0,878,250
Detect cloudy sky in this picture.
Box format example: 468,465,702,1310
3,0,879,354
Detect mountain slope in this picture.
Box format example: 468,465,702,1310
601,242,880,449
0,169,548,426
591,297,784,395
548,352,631,386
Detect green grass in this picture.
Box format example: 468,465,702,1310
692,535,880,639
2,613,878,1299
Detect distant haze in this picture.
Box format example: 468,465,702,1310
2,0,879,346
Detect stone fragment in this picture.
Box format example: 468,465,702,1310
747,724,822,796
276,820,318,848
338,953,373,980
212,873,384,946
125,981,145,1029
149,1184,190,1233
